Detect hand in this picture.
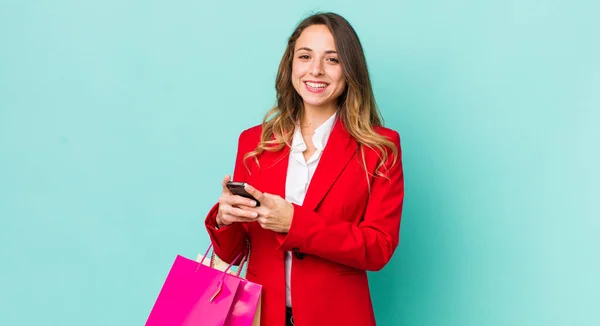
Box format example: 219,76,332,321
241,184,294,233
216,175,259,227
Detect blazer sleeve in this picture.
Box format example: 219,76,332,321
204,130,252,265
275,131,404,271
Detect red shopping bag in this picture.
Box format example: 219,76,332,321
146,243,262,326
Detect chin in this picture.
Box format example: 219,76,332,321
301,94,330,107
303,100,328,108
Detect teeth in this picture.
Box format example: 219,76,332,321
306,82,328,88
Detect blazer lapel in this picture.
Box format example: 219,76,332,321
256,117,357,211
302,117,357,212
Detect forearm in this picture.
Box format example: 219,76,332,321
205,203,248,265
275,203,400,271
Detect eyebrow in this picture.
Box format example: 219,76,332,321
296,47,338,54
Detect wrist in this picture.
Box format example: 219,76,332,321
215,214,227,228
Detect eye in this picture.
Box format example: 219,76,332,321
327,57,340,63
298,55,310,59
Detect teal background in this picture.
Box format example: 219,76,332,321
1,0,598,325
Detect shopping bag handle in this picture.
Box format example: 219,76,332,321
198,239,251,278
195,239,252,302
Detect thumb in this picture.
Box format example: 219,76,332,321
221,174,232,194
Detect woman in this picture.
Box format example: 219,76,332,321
205,12,404,326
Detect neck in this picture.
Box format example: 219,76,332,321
300,103,337,129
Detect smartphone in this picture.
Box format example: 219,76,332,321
226,181,261,206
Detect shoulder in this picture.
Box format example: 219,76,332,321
363,126,402,171
369,125,402,164
373,126,401,146
237,124,263,147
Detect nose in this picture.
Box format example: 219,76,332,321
309,58,324,76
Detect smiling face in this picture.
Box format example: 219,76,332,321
291,24,347,113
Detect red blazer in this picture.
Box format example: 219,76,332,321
205,117,404,326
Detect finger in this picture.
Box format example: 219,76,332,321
228,215,257,223
220,211,256,224
221,174,232,194
233,205,264,216
239,206,270,220
226,206,258,220
257,216,269,226
225,195,257,208
221,216,254,225
244,184,266,204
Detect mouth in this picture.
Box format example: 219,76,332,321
304,81,329,94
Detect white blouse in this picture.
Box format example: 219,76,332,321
284,111,337,308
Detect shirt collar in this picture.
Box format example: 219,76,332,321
291,111,338,153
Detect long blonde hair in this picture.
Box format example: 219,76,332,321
245,12,398,179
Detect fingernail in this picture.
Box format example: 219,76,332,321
251,201,257,206
252,212,258,218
